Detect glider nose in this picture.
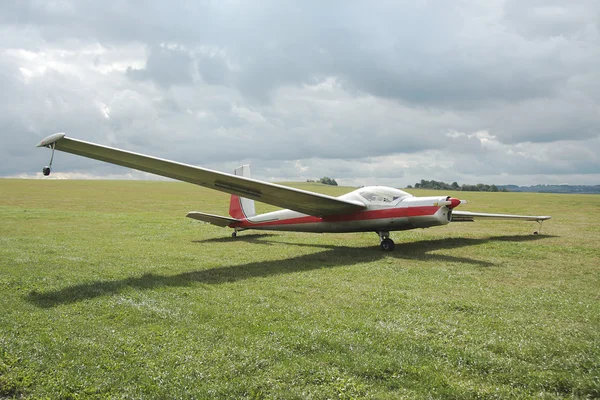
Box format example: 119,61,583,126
447,198,463,209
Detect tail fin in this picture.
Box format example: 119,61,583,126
228,165,256,219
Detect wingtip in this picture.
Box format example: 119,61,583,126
36,132,66,148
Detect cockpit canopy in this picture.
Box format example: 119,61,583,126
340,186,413,206
358,186,412,203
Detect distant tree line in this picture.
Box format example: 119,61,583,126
407,179,508,192
306,177,339,186
498,184,600,194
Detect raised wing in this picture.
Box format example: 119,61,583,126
36,133,366,216
452,211,551,222
186,212,240,227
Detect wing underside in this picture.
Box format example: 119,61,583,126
37,133,366,217
452,211,551,222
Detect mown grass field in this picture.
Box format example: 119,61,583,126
1,178,599,399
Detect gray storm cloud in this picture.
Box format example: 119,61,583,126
1,0,598,186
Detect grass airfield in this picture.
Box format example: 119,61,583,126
1,179,599,399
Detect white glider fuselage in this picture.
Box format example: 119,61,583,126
234,190,453,233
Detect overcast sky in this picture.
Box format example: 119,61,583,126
1,0,599,187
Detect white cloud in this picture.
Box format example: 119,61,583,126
0,0,598,187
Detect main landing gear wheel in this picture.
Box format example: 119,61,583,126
377,231,395,251
231,231,237,238
380,238,395,251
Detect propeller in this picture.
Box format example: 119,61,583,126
438,197,468,209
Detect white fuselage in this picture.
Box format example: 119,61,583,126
233,187,453,233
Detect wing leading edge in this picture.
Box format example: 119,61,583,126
452,211,551,222
36,133,366,217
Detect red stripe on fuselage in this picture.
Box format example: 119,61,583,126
235,206,440,228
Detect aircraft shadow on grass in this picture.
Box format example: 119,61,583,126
26,234,554,309
192,233,279,244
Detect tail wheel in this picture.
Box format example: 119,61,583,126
380,238,395,251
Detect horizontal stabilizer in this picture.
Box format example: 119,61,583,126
452,211,551,222
186,212,241,227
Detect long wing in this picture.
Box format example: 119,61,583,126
452,210,551,222
36,133,366,216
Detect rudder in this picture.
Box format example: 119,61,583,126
228,165,256,219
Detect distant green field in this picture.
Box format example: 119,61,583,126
1,179,598,399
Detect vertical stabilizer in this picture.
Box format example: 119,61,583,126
228,165,256,218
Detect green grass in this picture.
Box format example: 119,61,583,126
1,179,599,399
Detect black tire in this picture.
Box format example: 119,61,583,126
380,238,395,251
232,231,237,238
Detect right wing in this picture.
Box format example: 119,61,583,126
36,133,366,217
452,211,551,222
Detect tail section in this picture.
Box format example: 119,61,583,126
228,165,256,219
